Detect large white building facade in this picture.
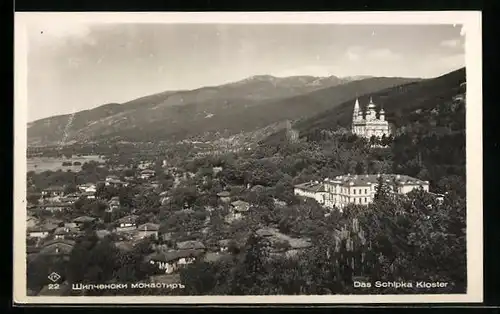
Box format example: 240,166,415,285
352,97,391,139
294,174,429,210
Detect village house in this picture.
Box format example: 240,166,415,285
60,193,80,204
225,200,250,222
151,180,161,188
63,222,78,229
250,185,266,193
273,198,288,207
27,224,58,239
81,191,96,200
124,176,135,182
218,239,235,253
53,226,79,240
78,183,97,194
138,161,154,170
429,192,446,205
38,239,75,261
107,196,121,212
212,166,223,176
26,216,39,229
42,186,65,198
217,191,231,203
105,176,127,187
73,216,97,230
136,223,160,239
116,215,139,232
145,249,205,274
140,169,156,180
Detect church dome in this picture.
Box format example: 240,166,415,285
367,96,376,109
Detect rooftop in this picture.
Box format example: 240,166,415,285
137,223,160,231
54,226,78,235
117,215,139,224
146,249,204,263
27,223,59,232
176,240,206,250
42,239,76,248
73,216,97,223
230,200,250,212
294,181,325,192
39,242,74,255
324,174,428,187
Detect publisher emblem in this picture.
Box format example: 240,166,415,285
48,272,61,282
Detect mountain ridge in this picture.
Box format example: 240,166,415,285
27,74,423,146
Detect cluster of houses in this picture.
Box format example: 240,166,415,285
27,156,336,295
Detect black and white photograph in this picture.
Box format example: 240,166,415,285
14,12,482,304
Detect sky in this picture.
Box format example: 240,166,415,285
26,23,465,121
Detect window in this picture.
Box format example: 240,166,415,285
365,189,367,194
353,189,356,195
365,197,367,203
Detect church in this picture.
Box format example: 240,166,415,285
351,97,391,139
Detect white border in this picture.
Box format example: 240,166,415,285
14,11,483,304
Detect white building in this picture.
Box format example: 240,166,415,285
352,97,391,139
293,181,326,205
294,174,429,210
78,183,96,194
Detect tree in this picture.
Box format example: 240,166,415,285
180,261,218,295
229,233,269,295
374,176,391,202
26,194,40,205
355,161,366,175
64,183,78,195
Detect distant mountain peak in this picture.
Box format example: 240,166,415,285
239,75,278,83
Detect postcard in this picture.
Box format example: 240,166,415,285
14,11,482,304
